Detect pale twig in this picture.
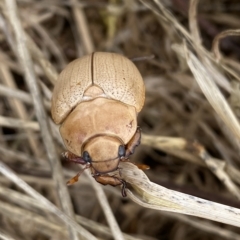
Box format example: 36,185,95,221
4,1,79,239
118,162,240,228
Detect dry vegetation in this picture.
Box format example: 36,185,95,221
1,0,240,239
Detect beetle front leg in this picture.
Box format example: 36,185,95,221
125,127,141,157
62,151,87,165
93,175,127,197
66,164,90,185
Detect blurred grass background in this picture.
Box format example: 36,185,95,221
1,0,240,239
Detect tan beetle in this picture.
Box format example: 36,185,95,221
51,52,145,196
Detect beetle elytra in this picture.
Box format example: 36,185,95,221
51,52,145,196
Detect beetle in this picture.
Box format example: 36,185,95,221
51,52,145,197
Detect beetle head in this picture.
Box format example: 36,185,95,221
82,135,125,173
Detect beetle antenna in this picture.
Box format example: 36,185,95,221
131,54,155,62
66,165,90,185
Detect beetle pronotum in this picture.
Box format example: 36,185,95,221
51,52,145,196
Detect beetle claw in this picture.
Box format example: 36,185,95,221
125,128,141,157
67,175,79,185
120,179,127,197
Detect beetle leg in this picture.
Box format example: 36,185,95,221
67,164,90,185
125,127,141,157
62,151,87,165
120,158,150,171
93,175,127,197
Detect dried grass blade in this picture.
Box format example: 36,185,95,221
184,45,240,141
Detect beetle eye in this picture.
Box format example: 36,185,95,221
83,151,91,163
118,145,126,158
